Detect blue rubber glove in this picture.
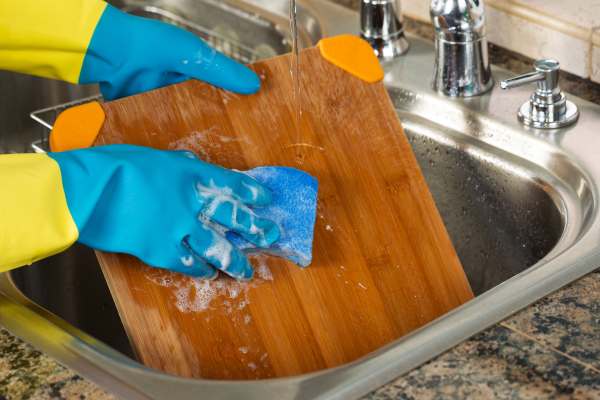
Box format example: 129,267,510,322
47,145,279,279
80,5,260,100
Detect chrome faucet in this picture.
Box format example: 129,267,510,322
360,0,409,59
431,0,493,97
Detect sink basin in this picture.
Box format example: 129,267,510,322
1,0,600,399
402,110,564,295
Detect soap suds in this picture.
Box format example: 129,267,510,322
253,255,273,281
204,233,233,271
238,346,249,354
180,255,194,267
325,225,334,232
227,285,240,299
198,213,228,236
196,179,235,217
168,128,217,161
145,254,274,314
168,127,251,163
196,180,266,245
174,279,217,313
241,180,259,202
195,47,217,65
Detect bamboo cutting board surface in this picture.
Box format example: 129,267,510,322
95,47,473,380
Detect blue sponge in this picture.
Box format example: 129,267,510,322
226,166,318,267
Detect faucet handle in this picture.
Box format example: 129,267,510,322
500,59,559,93
499,59,578,129
360,0,409,59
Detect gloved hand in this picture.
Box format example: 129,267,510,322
47,145,280,279
80,5,260,100
1,1,258,100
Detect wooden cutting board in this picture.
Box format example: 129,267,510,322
94,47,473,380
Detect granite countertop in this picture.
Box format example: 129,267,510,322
367,272,600,399
2,5,600,400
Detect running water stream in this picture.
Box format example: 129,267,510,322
289,0,302,149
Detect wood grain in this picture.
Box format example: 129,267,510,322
95,47,473,380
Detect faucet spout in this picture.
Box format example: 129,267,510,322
360,0,409,59
431,0,493,97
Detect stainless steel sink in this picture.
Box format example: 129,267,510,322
1,0,600,399
401,108,564,295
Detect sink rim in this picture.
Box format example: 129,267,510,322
2,1,600,399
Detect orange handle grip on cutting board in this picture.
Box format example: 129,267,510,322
49,101,105,152
318,35,384,83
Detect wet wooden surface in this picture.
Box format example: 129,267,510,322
95,48,473,380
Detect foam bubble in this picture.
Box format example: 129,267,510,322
204,234,233,270
241,180,259,201
256,263,273,281
197,180,265,242
144,255,276,314
180,255,194,267
175,279,216,313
